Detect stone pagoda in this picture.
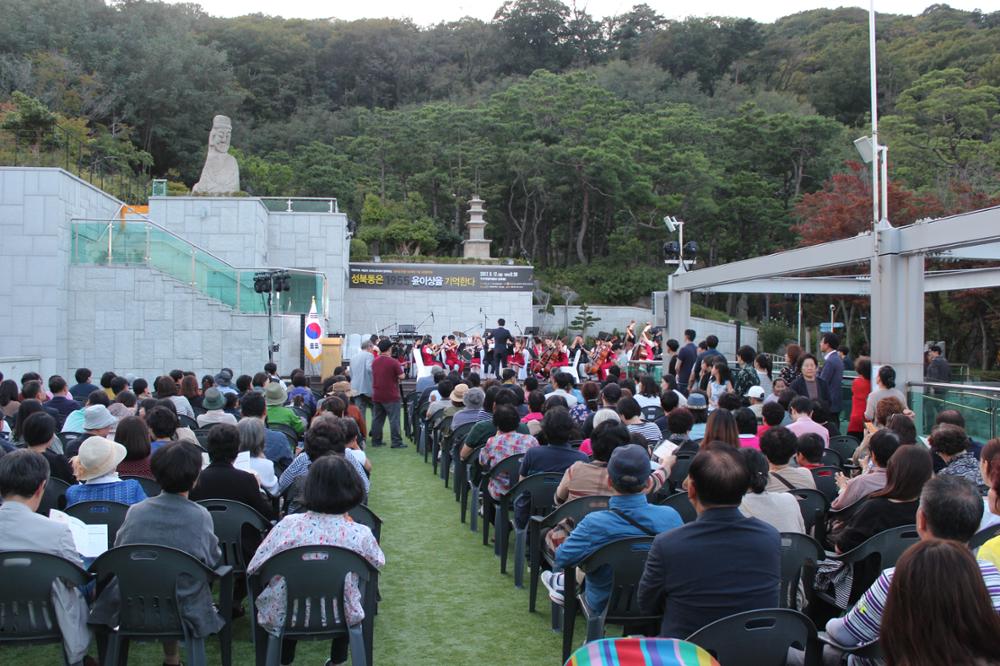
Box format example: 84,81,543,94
462,195,492,259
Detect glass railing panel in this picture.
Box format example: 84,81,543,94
907,387,996,442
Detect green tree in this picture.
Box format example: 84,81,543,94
1,91,56,149
569,303,601,336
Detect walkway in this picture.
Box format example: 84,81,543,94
365,429,582,664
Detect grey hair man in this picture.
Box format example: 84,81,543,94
350,339,375,422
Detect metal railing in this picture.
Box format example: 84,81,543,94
1,126,150,204
907,380,1000,442
69,211,326,316
260,197,339,214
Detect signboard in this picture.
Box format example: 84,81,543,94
349,263,533,291
819,322,845,333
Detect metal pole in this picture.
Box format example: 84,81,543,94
267,288,275,364
880,145,889,223
797,294,803,344
300,313,306,371
868,0,880,232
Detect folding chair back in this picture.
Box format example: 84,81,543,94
641,406,665,423
348,504,384,542
0,550,89,650
686,608,818,666
655,491,696,523
779,532,825,609
64,500,130,549
196,499,271,573
810,466,840,503
37,477,71,516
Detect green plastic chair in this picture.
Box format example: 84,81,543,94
196,499,272,574
779,532,825,610
460,446,484,527
37,477,71,516
348,504,384,543
561,536,659,663
498,472,563,583
820,448,844,468
789,488,829,544
442,421,476,490
971,522,1000,550
815,525,919,609
448,422,477,500
655,491,696,524
0,550,91,664
809,466,841,504
686,608,820,666
90,544,234,666
667,453,696,493
65,500,130,550
247,545,378,666
480,453,526,548
528,495,610,614
178,414,200,430
120,475,161,497
828,435,859,464
431,415,453,477
425,410,448,464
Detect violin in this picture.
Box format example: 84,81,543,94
587,341,611,375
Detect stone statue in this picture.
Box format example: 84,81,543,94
192,115,240,194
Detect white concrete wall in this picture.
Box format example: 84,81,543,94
344,287,534,341
536,305,758,358
66,264,302,379
0,167,121,377
148,196,269,266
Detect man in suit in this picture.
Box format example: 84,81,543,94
491,318,512,376
819,332,845,431
638,443,780,638
0,449,81,564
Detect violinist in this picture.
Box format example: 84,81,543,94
633,323,655,361
508,339,526,375
419,336,443,368
549,338,570,370
444,334,464,374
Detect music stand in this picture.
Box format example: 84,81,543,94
524,326,540,336
397,324,416,335
597,331,610,341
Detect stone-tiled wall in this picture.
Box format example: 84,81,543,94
0,168,120,377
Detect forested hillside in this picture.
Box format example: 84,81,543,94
2,0,1000,362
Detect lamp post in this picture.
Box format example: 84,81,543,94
254,269,292,363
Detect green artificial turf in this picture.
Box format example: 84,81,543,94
1,422,585,665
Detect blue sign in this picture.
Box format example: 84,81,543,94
820,322,845,333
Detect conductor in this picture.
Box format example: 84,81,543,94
491,318,512,375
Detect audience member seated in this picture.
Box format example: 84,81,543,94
241,392,293,470
581,383,622,438
931,423,987,495
935,409,984,460
685,392,709,441
452,387,490,429
66,436,147,507
825,475,1000,662
426,379,455,419
556,422,660,505
618,397,662,448
745,386,766,420
662,407,699,456
851,396,906,467
632,375,662,410
114,415,154,480
831,429,900,511
247,455,385,666
21,412,75,484
543,444,683,609
832,445,932,554
189,424,276,519
146,405,180,453
329,381,368,439
62,390,109,435
514,406,589,526
738,448,805,533
521,390,545,425
978,439,1000,534
154,375,196,419
881,539,1000,666
196,387,238,428
476,405,539,502
734,407,760,449
180,375,203,414
638,443,780,637
46,375,81,422
716,392,742,414
92,440,224,666
885,412,917,447
235,418,280,495
794,433,825,471
578,408,622,457
278,419,369,501
785,396,830,446
265,383,304,437
571,381,599,425
0,449,81,561
21,380,61,423
69,367,100,404
286,371,317,414
759,426,817,493
757,401,786,437
653,390,679,435
64,402,119,458
701,408,739,449
549,373,579,408
460,388,529,459
341,418,372,477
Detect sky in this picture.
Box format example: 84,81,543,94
166,0,999,25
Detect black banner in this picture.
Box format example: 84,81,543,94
349,263,533,291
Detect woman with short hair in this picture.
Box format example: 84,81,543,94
247,456,385,666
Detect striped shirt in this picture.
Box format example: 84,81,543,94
827,559,1000,665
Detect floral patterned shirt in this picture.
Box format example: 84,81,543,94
478,431,538,499
246,511,384,634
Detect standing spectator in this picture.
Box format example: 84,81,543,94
675,329,698,393
370,339,406,449
638,443,780,638
847,357,872,441
864,365,907,422
819,333,845,430
69,368,100,403
350,340,375,422
881,540,1000,666
690,336,723,392
790,354,831,413
925,344,952,382
780,344,803,387
754,354,774,397
732,346,760,399
838,346,854,372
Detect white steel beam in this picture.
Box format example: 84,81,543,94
671,235,873,291
925,268,1000,293
694,276,870,296
896,206,1000,255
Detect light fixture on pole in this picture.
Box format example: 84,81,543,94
662,216,696,270
253,269,292,362
857,0,890,231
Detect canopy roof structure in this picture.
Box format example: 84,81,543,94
665,205,1000,389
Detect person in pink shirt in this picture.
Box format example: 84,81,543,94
520,389,545,424
735,407,760,449
785,396,829,446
